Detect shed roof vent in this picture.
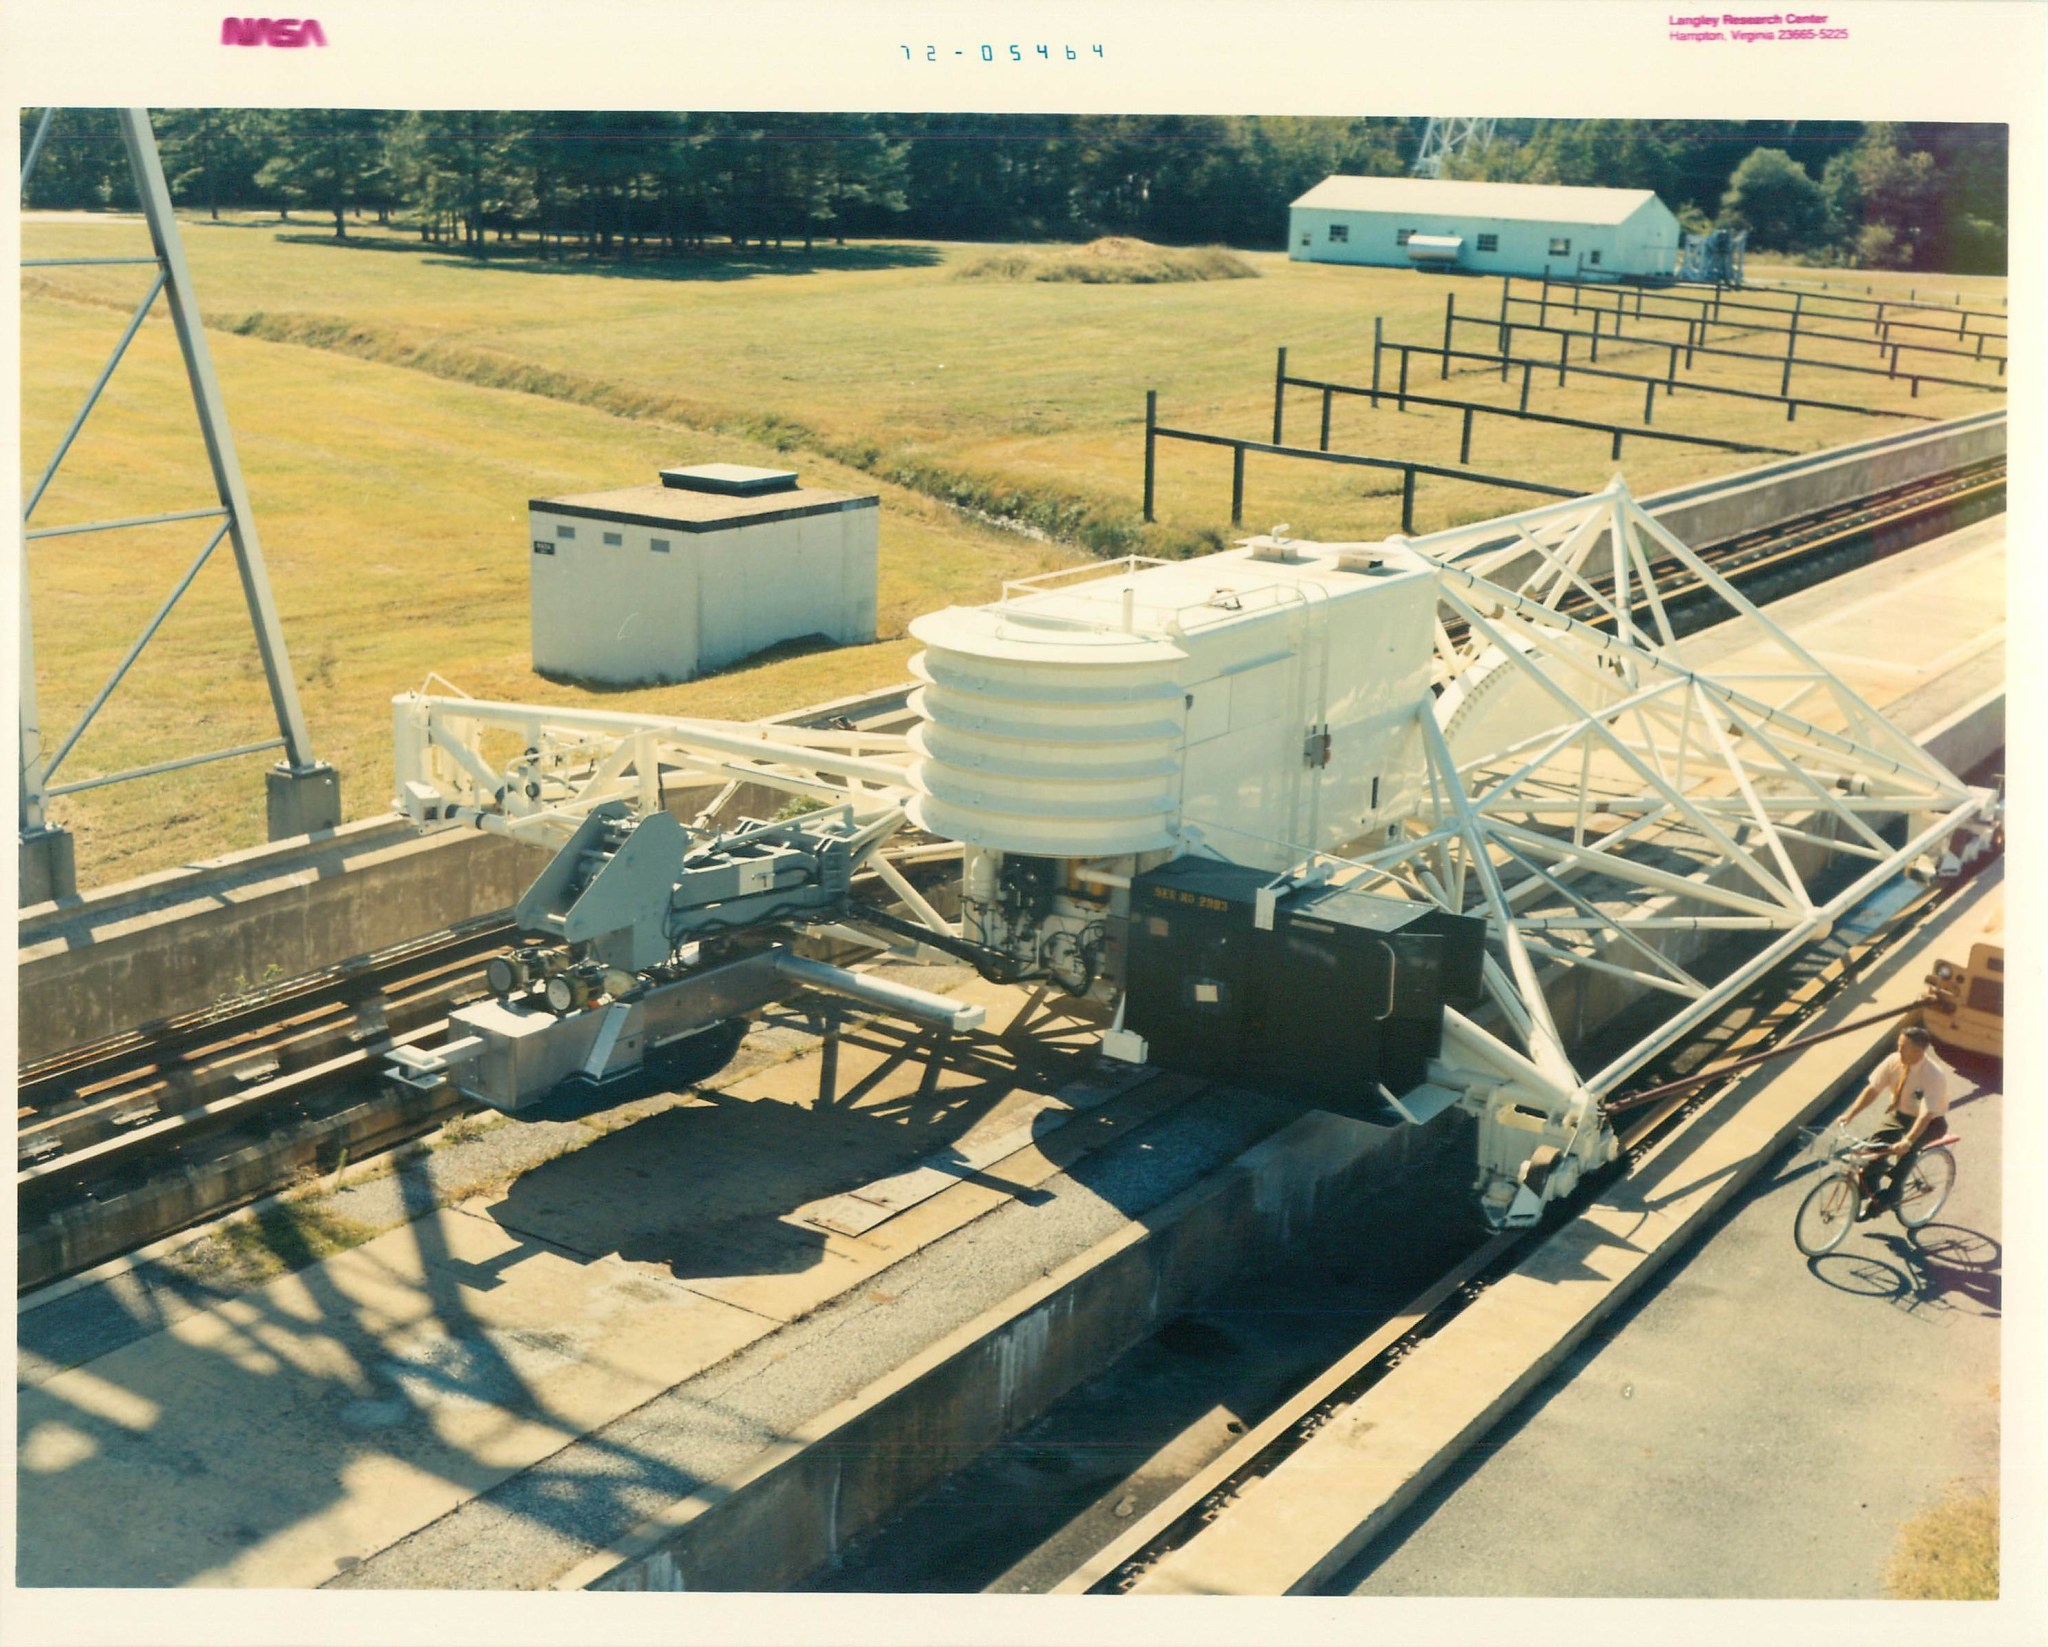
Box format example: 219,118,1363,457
660,463,800,497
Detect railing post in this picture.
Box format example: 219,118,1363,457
1231,443,1246,524
1519,360,1533,413
1780,306,1799,397
1400,466,1417,534
1667,341,1678,386
1397,347,1410,411
1442,291,1455,378
1643,380,1655,425
1538,268,1550,329
1459,406,1474,465
1787,399,1798,423
1273,347,1287,446
1370,316,1382,408
1610,428,1624,461
1320,387,1333,452
1500,323,1512,382
1143,390,1157,523
1557,332,1570,387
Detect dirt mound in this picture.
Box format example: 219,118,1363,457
956,238,1257,284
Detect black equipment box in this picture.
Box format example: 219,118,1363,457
1125,857,1487,1106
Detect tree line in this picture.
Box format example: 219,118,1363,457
20,111,2007,273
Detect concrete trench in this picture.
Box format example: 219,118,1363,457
577,1102,1472,1592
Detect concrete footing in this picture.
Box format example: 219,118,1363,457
265,762,343,840
18,825,77,906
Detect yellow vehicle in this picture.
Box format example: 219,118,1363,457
1923,909,2004,1060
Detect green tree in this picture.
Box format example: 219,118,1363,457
1718,147,1829,252
154,109,266,219
1823,123,1951,269
254,109,393,236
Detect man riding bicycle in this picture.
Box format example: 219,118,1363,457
1836,1024,1951,1218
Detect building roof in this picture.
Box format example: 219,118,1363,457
1290,175,1668,226
532,480,875,535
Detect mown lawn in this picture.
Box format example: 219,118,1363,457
19,214,2008,884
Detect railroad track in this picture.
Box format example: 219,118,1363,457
14,849,963,1293
1443,456,2004,651
15,921,518,1291
803,860,1974,1595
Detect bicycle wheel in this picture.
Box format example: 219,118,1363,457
1795,1172,1860,1257
1894,1147,1956,1230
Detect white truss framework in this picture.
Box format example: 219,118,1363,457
1321,481,1989,1221
1413,117,1501,178
390,483,1992,1226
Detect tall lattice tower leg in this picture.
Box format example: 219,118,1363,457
18,108,340,903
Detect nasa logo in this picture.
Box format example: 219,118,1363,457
220,18,329,47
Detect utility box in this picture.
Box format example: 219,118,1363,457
1124,856,1486,1105
529,465,878,686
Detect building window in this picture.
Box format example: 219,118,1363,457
1299,232,1311,247
650,537,671,554
1396,228,1414,246
1477,233,1499,253
1587,249,1602,266
603,531,623,546
1549,236,1571,256
1328,223,1349,243
555,524,576,540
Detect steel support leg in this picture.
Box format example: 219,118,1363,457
116,109,339,835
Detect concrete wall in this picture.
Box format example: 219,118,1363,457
16,820,540,1062
1452,410,2006,594
1642,409,2006,552
576,1103,1475,1592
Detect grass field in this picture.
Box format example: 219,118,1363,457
19,214,2009,884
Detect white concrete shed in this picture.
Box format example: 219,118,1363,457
1288,177,1681,280
529,465,878,686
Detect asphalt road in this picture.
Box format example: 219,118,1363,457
1339,1052,2003,1599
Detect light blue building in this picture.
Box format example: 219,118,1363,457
1289,177,1682,280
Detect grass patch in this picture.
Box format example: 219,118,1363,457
1883,1482,1999,1600
434,1109,508,1149
181,1198,379,1288
19,218,2006,882
955,237,1258,284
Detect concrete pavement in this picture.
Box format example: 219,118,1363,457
1340,1045,2002,1599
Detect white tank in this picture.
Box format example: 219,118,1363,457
907,541,1438,867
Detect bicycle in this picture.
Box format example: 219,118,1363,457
1793,1124,1959,1257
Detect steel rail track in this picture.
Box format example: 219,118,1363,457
1439,458,2004,654
18,915,516,1111
13,849,963,1290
